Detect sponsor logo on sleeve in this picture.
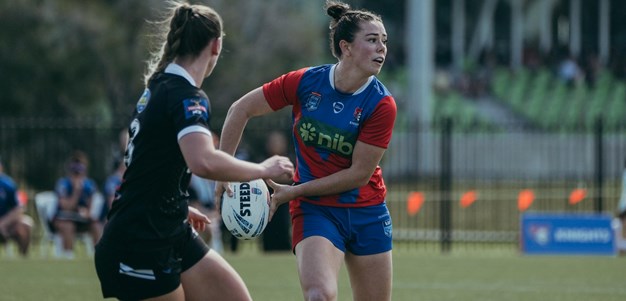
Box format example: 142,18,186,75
183,98,209,120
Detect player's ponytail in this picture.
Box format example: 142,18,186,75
144,1,223,86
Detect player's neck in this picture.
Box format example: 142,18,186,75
174,58,207,87
334,63,368,94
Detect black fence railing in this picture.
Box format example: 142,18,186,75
1,117,624,252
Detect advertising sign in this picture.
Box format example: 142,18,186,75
520,213,616,255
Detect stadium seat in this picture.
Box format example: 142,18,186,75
491,68,511,99
606,83,626,130
34,191,95,258
539,82,567,129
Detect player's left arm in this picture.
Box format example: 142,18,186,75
268,141,384,207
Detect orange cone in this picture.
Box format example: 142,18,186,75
569,188,587,205
518,189,534,212
460,190,477,208
407,192,424,216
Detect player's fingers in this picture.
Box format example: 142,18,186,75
268,206,276,222
197,221,205,232
268,198,279,221
266,179,277,190
214,182,230,213
225,183,234,197
197,219,208,231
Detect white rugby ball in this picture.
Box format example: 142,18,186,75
221,179,270,240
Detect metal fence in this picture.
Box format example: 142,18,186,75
1,117,624,252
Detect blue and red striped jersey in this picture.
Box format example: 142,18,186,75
263,64,396,207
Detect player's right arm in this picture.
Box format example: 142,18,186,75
220,68,306,156
220,87,274,156
179,131,292,182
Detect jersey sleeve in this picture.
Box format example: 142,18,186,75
170,91,212,141
262,67,308,111
358,95,397,149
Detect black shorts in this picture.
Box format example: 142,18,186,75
94,224,209,300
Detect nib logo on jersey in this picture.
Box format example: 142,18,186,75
297,117,357,156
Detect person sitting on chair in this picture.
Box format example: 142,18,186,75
53,150,99,259
0,156,33,257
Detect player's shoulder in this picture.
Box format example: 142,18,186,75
295,64,333,87
163,74,204,98
370,76,393,98
304,64,333,75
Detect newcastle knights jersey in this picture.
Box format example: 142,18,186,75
104,64,212,244
263,64,396,208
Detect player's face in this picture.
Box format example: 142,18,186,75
347,20,387,76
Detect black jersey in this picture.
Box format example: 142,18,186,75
102,65,212,246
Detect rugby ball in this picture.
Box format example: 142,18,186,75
221,179,270,240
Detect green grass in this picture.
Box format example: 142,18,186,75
1,244,626,301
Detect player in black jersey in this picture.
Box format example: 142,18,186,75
94,3,294,300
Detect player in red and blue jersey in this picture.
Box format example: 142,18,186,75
219,1,396,300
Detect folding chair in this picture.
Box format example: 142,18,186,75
34,191,94,258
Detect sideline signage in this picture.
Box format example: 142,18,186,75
520,213,616,255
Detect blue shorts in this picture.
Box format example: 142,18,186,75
290,200,393,255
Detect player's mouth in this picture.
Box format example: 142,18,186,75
373,57,385,65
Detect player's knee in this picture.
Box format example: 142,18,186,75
303,286,337,301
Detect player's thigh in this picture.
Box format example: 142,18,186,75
181,249,252,301
143,286,185,301
295,236,344,292
345,250,392,301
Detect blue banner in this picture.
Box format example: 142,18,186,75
521,213,616,255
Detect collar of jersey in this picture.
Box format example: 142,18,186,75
329,64,373,96
165,63,197,87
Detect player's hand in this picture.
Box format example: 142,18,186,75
260,155,294,181
188,206,210,232
214,181,233,214
265,179,293,221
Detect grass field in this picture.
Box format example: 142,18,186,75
1,244,625,301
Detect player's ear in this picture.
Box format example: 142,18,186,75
210,37,222,56
339,39,351,57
